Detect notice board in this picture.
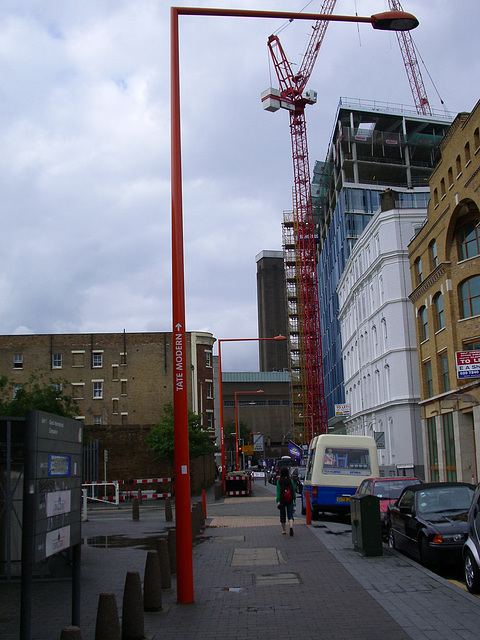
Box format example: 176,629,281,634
24,410,83,563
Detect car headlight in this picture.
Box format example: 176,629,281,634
432,533,467,544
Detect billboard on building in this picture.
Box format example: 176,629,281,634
456,351,480,379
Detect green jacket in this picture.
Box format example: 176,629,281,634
276,477,296,503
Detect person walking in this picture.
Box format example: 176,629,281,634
276,466,296,536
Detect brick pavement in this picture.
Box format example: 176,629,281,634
1,481,480,639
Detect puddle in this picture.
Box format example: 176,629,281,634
82,534,166,549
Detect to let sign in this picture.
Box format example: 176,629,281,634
456,351,480,379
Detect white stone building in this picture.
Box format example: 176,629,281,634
337,189,425,477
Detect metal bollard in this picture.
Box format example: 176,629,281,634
132,497,140,521
164,497,173,522
121,570,144,640
156,537,171,590
95,592,120,640
167,528,177,574
60,626,82,640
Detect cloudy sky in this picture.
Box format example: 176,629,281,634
0,0,478,371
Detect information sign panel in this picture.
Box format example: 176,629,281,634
26,410,83,563
456,351,480,379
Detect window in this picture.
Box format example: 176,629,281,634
92,352,103,368
456,155,462,177
13,354,23,369
206,381,213,399
112,365,119,380
427,417,439,482
93,381,103,399
112,398,119,414
439,352,450,393
72,351,85,367
460,276,480,318
475,127,480,151
440,177,446,197
72,383,85,399
93,415,102,425
419,306,429,341
465,141,471,164
433,188,439,207
12,384,22,398
457,221,480,261
464,339,480,351
121,413,128,425
52,353,62,369
443,413,457,482
205,351,212,367
448,166,453,187
121,380,127,395
433,292,444,331
429,240,438,269
423,361,433,398
120,352,127,365
414,257,423,285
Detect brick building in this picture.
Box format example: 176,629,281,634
0,331,217,483
408,99,480,483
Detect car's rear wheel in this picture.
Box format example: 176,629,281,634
464,550,480,594
387,526,396,549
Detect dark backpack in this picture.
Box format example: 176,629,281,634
282,480,293,503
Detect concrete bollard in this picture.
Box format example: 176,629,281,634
167,528,176,574
191,503,201,542
164,497,173,522
60,627,82,640
137,488,143,506
132,497,140,521
95,592,120,640
214,481,222,500
121,570,144,640
156,537,171,590
143,550,162,612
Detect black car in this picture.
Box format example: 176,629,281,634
463,483,480,593
388,482,475,569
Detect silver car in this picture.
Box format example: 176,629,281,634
463,483,480,594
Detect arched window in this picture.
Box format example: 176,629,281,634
433,292,444,331
460,276,480,318
457,221,480,261
414,257,423,285
429,240,438,269
418,306,429,341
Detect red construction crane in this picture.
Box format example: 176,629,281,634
388,0,432,115
262,0,336,440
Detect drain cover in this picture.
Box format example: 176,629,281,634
255,572,300,585
231,547,284,566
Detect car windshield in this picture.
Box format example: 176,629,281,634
373,479,418,499
415,486,474,515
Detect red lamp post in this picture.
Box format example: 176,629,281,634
234,390,264,471
171,4,419,606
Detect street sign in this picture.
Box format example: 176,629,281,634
456,351,480,379
374,431,385,449
253,434,264,452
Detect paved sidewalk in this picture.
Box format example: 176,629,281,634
1,481,480,639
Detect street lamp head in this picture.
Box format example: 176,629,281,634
371,11,419,31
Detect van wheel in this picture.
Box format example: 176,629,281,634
464,551,480,594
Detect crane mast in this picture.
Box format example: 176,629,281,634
264,1,336,441
388,0,432,115
264,1,431,442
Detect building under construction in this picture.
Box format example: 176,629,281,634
312,97,454,425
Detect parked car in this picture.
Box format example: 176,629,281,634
388,482,475,569
356,477,422,535
292,467,306,494
463,483,480,593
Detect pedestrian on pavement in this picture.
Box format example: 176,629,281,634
276,466,296,536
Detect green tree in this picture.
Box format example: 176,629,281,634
146,402,216,464
0,369,79,418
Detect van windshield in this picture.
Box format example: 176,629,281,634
322,447,371,476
